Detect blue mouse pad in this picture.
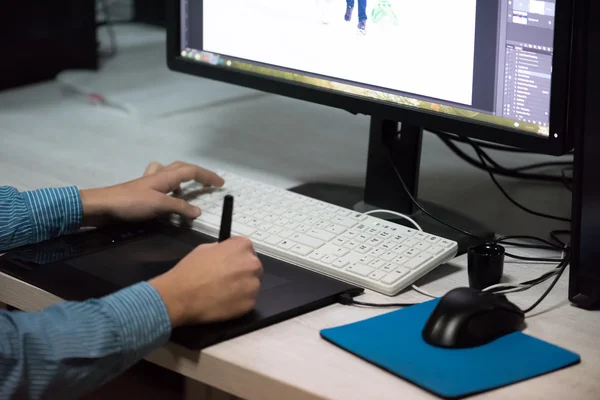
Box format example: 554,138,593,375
320,299,580,399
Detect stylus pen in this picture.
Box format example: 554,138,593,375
218,195,234,242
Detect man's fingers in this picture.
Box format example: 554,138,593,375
159,195,202,219
152,165,225,193
144,162,164,176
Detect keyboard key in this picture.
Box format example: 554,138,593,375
369,270,387,281
367,237,384,247
346,263,374,277
259,222,273,231
377,232,391,239
336,209,352,217
381,251,397,261
199,213,221,226
355,224,369,232
265,235,282,246
321,255,337,264
290,233,325,248
358,255,374,265
381,268,410,285
267,225,283,235
278,239,295,250
426,236,441,244
310,251,326,260
333,258,350,268
369,259,386,269
392,245,409,254
285,221,300,230
381,262,397,272
405,254,432,269
415,242,431,251
391,235,407,244
333,237,348,246
427,246,445,255
355,244,371,254
279,230,294,238
326,224,347,235
344,240,359,250
404,249,420,258
393,255,408,265
404,238,420,247
368,248,385,257
291,244,313,256
251,231,269,242
380,242,395,250
342,229,359,239
354,233,371,243
350,213,367,222
366,228,380,235
232,222,256,236
415,232,428,240
306,228,336,241
440,239,454,248
331,246,350,257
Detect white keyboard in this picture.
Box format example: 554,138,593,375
175,171,458,296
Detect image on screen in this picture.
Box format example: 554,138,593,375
179,0,556,137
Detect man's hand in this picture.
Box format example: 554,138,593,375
149,236,263,327
80,161,224,227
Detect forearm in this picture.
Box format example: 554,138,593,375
0,186,82,252
0,282,171,400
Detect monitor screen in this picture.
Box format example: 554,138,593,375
179,0,556,137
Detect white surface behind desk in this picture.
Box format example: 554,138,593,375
0,26,597,400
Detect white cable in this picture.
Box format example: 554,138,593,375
482,282,529,292
411,284,438,298
364,209,423,231
365,210,437,298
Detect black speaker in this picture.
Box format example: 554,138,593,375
569,0,600,310
0,0,97,91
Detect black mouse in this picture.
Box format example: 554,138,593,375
422,287,525,349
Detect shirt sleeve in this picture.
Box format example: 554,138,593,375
0,282,172,399
0,186,82,252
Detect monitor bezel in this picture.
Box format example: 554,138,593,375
167,0,576,156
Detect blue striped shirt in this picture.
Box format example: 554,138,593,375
0,186,172,399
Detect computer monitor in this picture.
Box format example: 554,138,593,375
166,0,582,252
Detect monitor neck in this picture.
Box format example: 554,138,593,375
364,117,423,214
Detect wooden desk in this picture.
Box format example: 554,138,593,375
0,29,595,399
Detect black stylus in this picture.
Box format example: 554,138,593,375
218,195,233,242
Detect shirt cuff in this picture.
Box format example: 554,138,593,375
22,186,82,243
101,282,172,366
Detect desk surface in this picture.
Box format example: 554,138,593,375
0,24,595,400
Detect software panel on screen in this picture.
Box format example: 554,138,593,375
201,0,477,106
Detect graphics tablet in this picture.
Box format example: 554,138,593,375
0,221,363,350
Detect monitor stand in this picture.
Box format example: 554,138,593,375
288,116,494,255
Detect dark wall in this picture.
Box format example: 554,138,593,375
134,0,167,27
0,0,97,91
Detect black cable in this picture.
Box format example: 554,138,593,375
495,235,563,251
385,149,483,241
521,254,570,313
466,140,571,223
337,293,416,308
387,142,570,254
433,130,573,183
504,252,564,263
550,230,571,248
513,161,573,173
